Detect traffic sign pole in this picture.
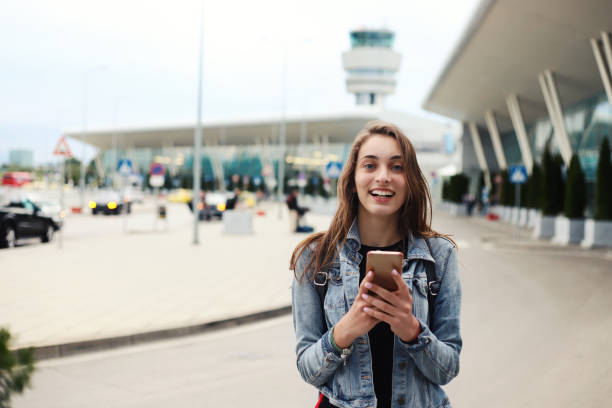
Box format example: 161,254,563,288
515,183,520,241
59,158,65,250
509,164,527,242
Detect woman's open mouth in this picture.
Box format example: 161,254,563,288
369,189,395,202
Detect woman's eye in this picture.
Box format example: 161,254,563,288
392,164,403,171
364,163,375,169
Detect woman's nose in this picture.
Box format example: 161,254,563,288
375,168,390,183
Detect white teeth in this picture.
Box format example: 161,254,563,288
371,190,394,197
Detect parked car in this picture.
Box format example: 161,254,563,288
89,191,131,215
0,199,62,248
187,191,229,220
168,188,193,203
1,172,33,187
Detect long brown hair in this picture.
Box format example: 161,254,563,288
290,120,452,281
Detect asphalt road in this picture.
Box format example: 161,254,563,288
12,316,316,408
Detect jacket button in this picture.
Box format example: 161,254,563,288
398,396,405,405
399,361,406,369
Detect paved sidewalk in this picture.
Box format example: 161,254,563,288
2,201,611,362
1,201,330,356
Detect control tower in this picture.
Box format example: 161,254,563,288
342,29,402,107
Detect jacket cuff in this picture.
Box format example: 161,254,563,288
397,318,433,352
323,328,344,359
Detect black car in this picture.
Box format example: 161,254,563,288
89,192,131,215
0,199,62,248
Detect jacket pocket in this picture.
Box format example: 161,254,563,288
411,275,429,323
324,268,346,326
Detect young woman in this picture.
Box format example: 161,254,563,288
291,121,462,408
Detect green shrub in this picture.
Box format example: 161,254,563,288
564,154,586,218
527,163,541,209
500,170,515,206
448,173,469,203
540,143,565,216
595,137,612,220
0,328,36,408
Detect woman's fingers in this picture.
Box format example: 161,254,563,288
364,274,403,305
363,305,393,324
361,292,394,314
390,269,413,300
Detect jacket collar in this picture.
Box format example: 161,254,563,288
343,217,435,264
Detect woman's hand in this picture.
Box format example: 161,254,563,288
332,271,380,348
361,269,421,343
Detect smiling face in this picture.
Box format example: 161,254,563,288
354,134,407,221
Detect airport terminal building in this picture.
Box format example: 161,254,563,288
66,29,459,196
423,0,612,206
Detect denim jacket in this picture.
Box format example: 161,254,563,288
292,219,462,408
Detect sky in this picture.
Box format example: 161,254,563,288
0,0,481,165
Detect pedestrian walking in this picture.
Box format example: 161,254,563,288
290,121,462,408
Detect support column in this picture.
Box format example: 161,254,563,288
538,70,572,166
506,94,534,174
299,121,307,195
484,110,508,170
211,129,226,192
591,31,612,108
467,122,491,189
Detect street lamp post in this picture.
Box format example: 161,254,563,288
79,65,107,209
277,44,287,219
193,0,204,245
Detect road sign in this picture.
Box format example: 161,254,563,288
117,159,133,176
325,161,343,178
509,165,528,184
149,175,165,188
53,136,72,158
149,162,165,176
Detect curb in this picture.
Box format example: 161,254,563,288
19,305,292,361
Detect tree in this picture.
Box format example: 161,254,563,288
595,137,612,220
540,143,564,216
448,173,469,203
0,328,36,408
563,154,586,218
527,163,541,209
477,171,485,206
63,158,81,184
442,180,450,201
500,170,515,206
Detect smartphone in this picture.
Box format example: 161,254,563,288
365,250,404,291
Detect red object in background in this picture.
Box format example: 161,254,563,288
486,212,500,221
71,207,82,214
1,172,33,187
256,210,266,216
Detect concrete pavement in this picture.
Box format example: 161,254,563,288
7,206,612,408
1,200,330,356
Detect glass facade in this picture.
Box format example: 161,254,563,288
499,129,522,166
350,30,394,48
526,92,612,181
347,68,395,77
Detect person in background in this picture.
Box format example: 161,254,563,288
287,188,312,232
225,188,241,210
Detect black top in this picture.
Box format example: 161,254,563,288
320,240,403,408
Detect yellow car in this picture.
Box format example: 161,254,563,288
168,189,193,203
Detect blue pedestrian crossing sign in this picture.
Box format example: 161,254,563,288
509,165,527,184
325,161,343,178
117,159,133,176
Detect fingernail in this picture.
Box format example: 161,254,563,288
367,271,373,277
392,269,399,276
363,307,370,312
365,282,372,289
362,293,368,300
